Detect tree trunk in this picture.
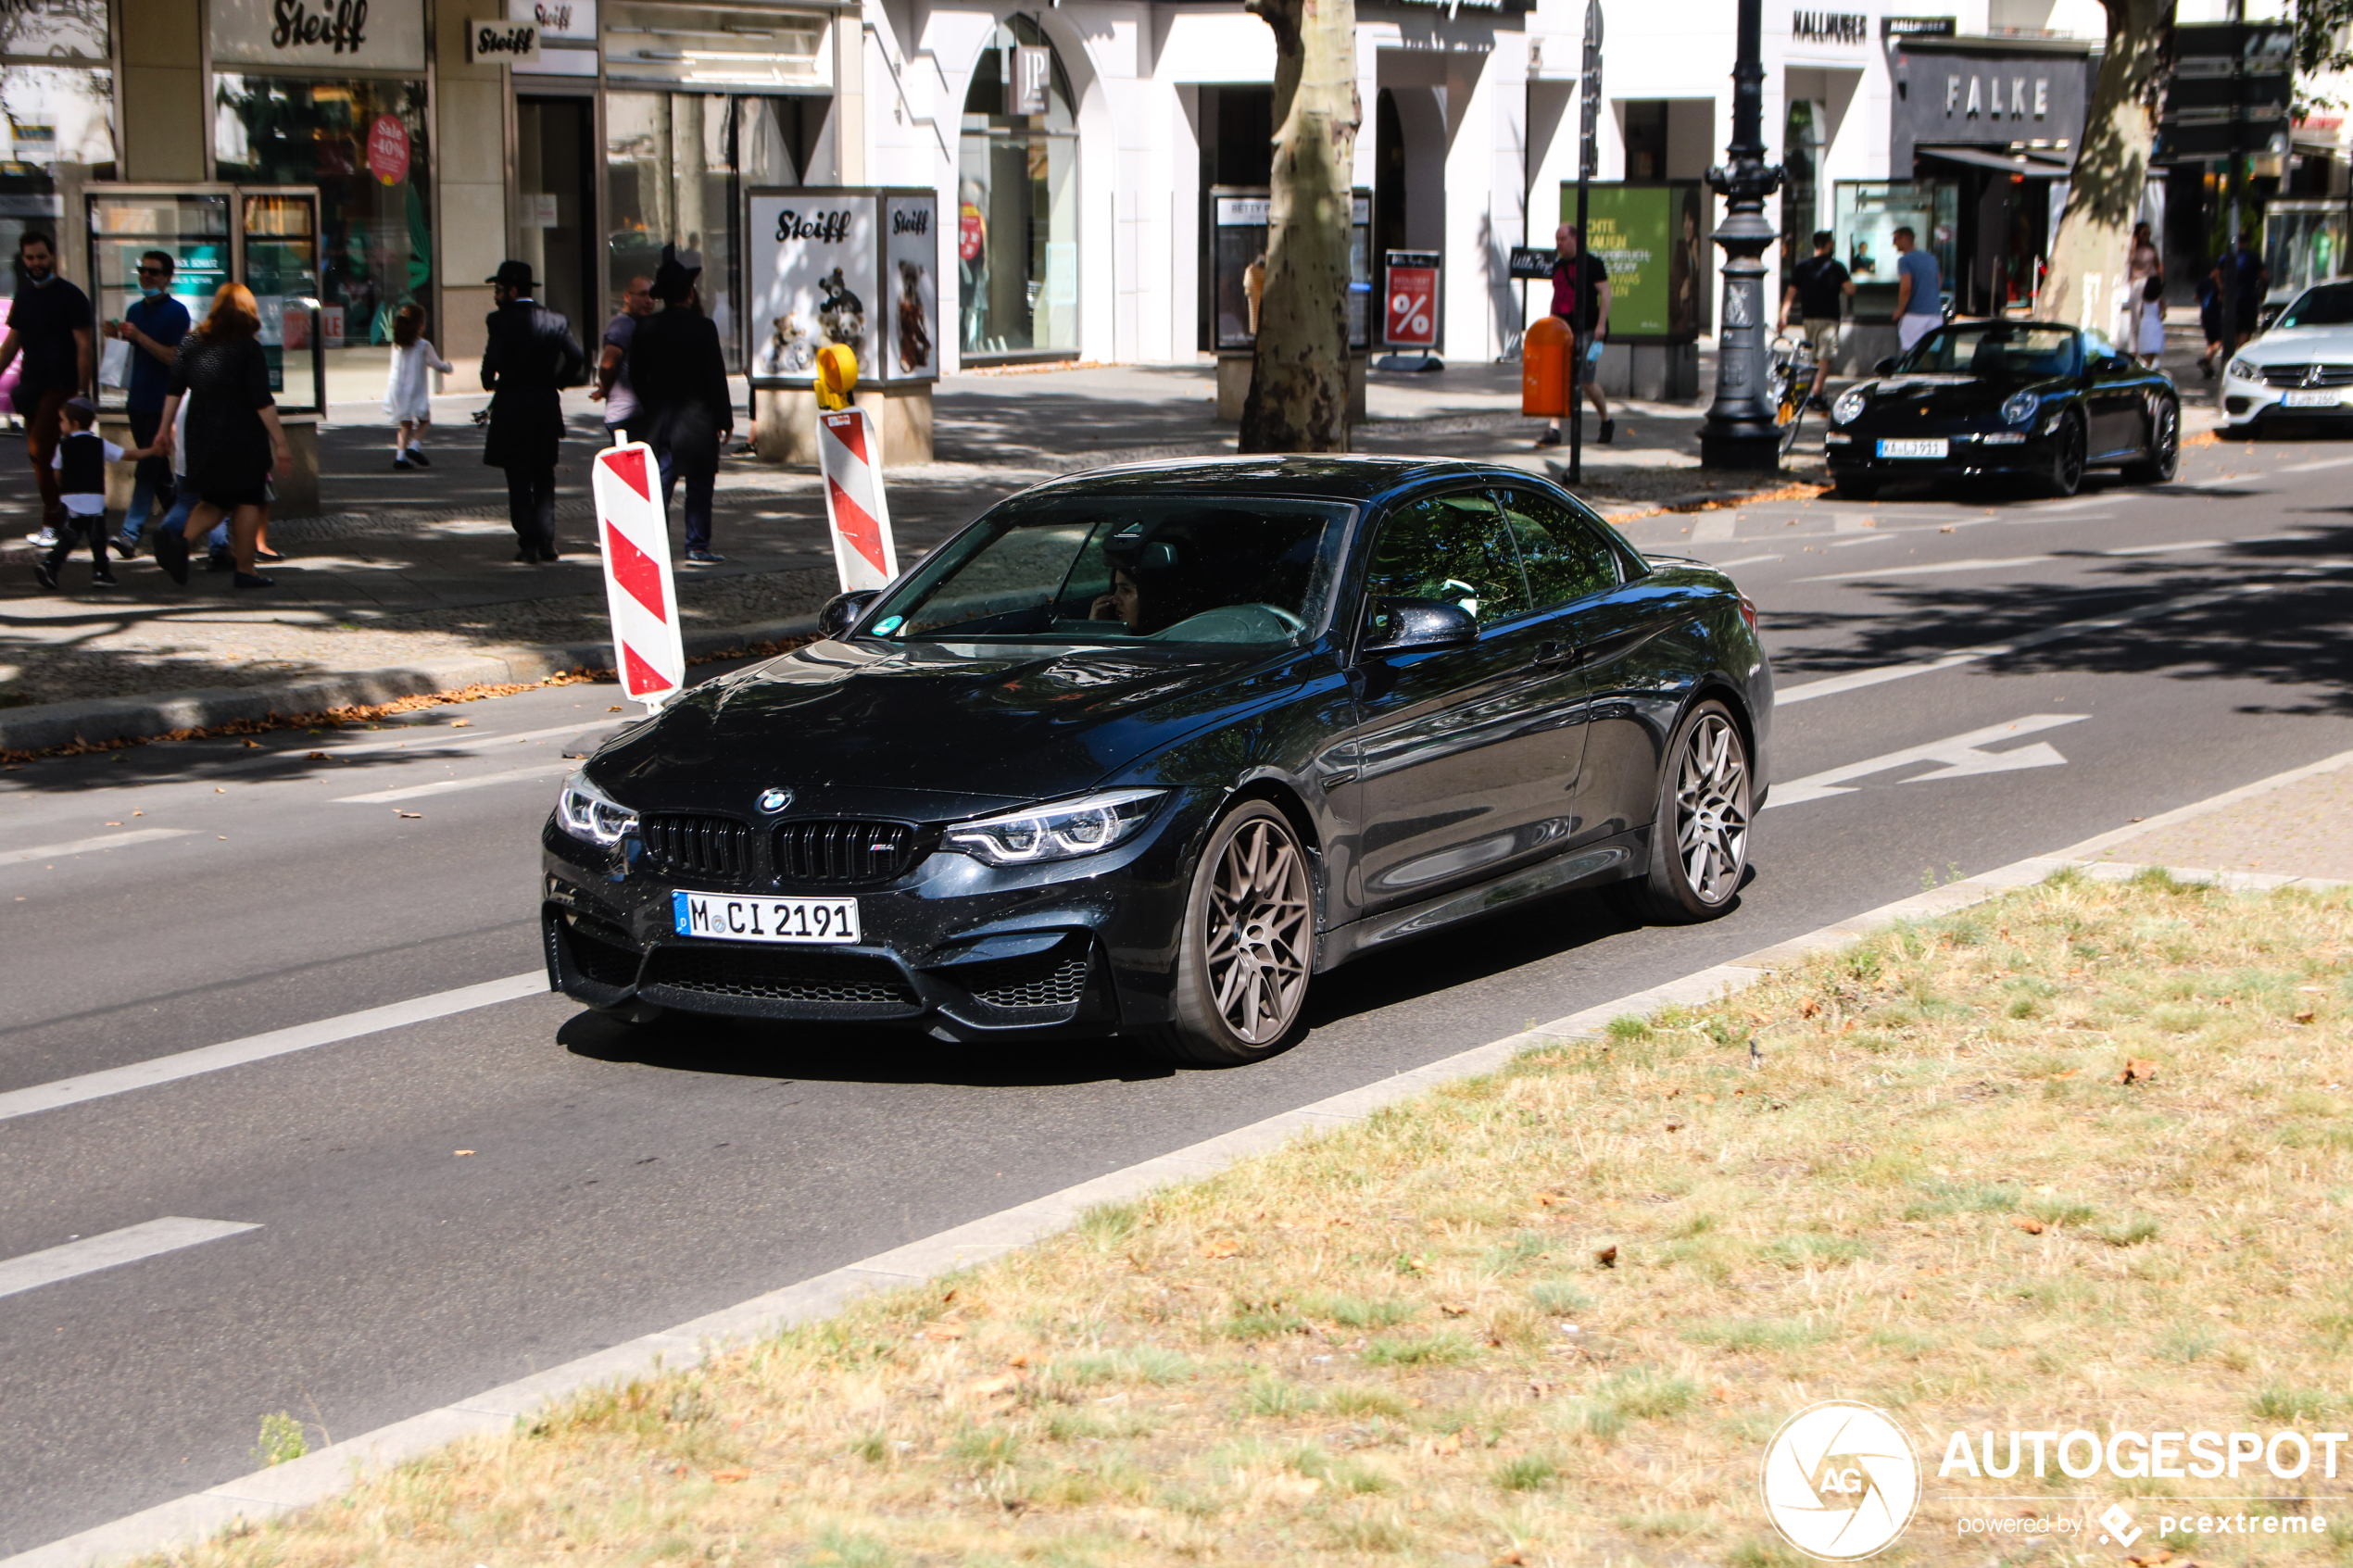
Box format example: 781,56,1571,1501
2034,0,2171,334
1238,0,1360,453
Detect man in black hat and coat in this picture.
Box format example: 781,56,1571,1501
480,259,586,562
627,245,735,564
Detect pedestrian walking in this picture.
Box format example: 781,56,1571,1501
1892,225,1943,351
480,259,585,563
151,282,294,591
106,249,189,558
0,231,94,550
384,302,452,470
1535,224,1612,449
626,246,733,564
1778,230,1855,408
591,273,655,445
33,395,157,591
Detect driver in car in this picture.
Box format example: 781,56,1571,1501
1089,566,1145,633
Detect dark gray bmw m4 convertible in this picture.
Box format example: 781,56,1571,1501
543,457,1773,1064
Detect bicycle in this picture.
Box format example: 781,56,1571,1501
1766,332,1818,459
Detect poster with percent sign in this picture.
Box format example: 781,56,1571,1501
1383,251,1441,350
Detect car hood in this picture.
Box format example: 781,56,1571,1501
1861,371,2070,417
2238,324,2353,363
590,635,1304,812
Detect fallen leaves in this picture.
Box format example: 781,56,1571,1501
1593,1244,1618,1269
922,1316,967,1341
240,738,261,748
396,810,423,820
1199,1236,1242,1260
454,1149,475,1158
2295,1009,2317,1024
1493,1550,1529,1566
2011,1215,2045,1236
1439,1302,1470,1317
710,1468,750,1484
2117,1058,2159,1085
449,720,472,728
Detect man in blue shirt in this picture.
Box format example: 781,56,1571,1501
1893,226,1943,351
107,250,191,557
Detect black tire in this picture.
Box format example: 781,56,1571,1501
1607,698,1754,925
1134,800,1315,1066
2043,411,2086,497
1831,474,1878,500
2121,395,2180,485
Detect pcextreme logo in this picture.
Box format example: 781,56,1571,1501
1759,1401,1923,1561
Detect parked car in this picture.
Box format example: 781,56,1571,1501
542,458,1773,1064
1824,320,2178,498
2221,279,2353,430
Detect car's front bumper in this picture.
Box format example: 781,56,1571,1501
2221,374,2353,423
1822,426,2055,480
539,797,1210,1040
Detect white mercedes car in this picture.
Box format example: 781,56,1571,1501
2222,279,2353,428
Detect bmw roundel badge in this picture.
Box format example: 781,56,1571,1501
756,787,793,814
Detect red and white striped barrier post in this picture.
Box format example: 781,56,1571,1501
591,442,686,715
816,408,900,593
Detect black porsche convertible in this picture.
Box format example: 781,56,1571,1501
1823,320,2179,498
542,458,1773,1064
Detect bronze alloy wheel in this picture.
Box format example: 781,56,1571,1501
1139,801,1315,1065
1611,698,1753,923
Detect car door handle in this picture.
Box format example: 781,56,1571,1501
1534,641,1581,666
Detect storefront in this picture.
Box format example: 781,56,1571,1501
956,15,1078,363
0,0,117,270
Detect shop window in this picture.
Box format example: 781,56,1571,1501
959,17,1078,361
212,75,429,402
1780,99,1819,298
0,64,117,273
606,91,797,373
1622,101,1667,182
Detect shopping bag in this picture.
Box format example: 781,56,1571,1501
99,336,131,389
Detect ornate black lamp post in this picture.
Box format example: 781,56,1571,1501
1698,0,1785,470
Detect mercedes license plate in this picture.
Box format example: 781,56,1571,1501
1876,437,1949,458
2282,389,2340,408
672,891,861,944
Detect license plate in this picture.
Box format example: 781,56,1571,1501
2282,389,2340,408
672,891,861,944
1877,437,1949,458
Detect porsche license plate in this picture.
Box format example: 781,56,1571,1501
672,891,861,944
2282,389,2341,408
1877,437,1949,458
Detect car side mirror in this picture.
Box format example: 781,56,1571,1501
818,589,880,639
1364,596,1478,653
1872,356,1898,376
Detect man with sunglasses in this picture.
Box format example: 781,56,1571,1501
105,250,190,558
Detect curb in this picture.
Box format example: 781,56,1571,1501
0,614,822,757
11,756,2346,1568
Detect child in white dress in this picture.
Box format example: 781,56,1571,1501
384,302,452,470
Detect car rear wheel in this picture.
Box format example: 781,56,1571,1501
2122,395,2180,484
1136,800,1315,1066
1608,699,1752,924
2044,411,2086,497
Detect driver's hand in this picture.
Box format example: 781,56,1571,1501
1088,594,1116,620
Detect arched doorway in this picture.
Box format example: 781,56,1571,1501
958,17,1079,361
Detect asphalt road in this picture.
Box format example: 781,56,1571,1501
5,433,2351,1555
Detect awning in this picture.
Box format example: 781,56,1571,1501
1916,144,2073,176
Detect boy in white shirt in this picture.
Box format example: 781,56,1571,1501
36,395,155,590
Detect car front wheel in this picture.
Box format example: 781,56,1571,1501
2044,411,2086,497
1136,800,1315,1066
1610,699,1753,924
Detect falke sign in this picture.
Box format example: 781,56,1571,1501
774,209,854,245
468,18,542,62
211,0,425,69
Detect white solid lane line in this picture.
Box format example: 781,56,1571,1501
318,720,624,764
1765,714,2089,809
0,972,547,1123
335,760,574,804
0,829,195,867
2281,455,2353,473
0,1218,259,1300
1798,554,2053,583
2097,539,2224,557
1774,578,2302,707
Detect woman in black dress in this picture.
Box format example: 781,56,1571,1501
153,283,292,589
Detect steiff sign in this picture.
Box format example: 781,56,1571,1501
468,18,540,61
210,0,425,69
745,189,939,386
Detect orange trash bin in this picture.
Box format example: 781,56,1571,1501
1522,315,1570,417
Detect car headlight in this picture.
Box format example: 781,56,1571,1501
2226,358,2258,382
945,788,1164,867
1831,388,1869,425
556,769,638,847
2000,391,2040,426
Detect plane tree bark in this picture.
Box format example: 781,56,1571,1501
2035,0,2171,332
1238,0,1360,453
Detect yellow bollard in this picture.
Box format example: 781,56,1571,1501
814,345,859,411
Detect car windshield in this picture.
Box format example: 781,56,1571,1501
2276,282,2353,329
860,495,1353,646
1895,323,2082,379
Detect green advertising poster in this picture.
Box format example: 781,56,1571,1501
1559,182,1708,342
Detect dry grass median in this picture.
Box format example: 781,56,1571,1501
174,870,2352,1566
